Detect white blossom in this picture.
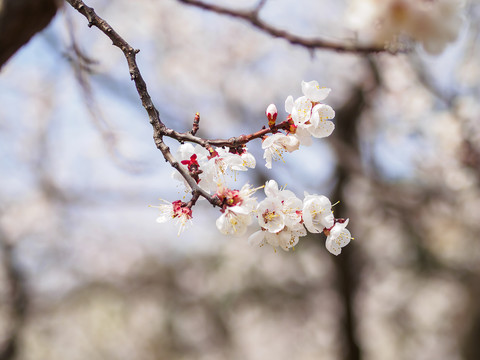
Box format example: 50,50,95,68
285,80,335,145
248,223,307,251
215,147,256,172
262,133,300,169
325,219,352,256
175,143,209,164
239,150,256,170
292,125,314,146
252,180,304,245
256,197,286,233
286,81,333,126
302,193,335,233
173,144,256,193
307,103,335,138
301,80,332,102
202,148,256,190
215,184,258,236
264,180,303,228
216,211,252,236
286,95,312,126
151,200,193,235
172,143,217,192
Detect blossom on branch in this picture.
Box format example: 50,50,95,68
248,180,306,251
324,219,352,256
246,180,353,254
263,180,303,228
174,144,255,193
301,80,332,102
248,223,307,252
64,0,354,258
308,103,336,138
151,200,193,235
285,80,335,145
302,193,335,233
262,133,300,168
173,143,216,192
215,184,258,236
159,80,351,255
214,147,256,173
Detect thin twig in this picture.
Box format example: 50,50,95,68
163,119,292,148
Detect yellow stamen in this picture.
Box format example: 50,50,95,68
264,211,279,221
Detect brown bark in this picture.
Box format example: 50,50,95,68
0,0,60,69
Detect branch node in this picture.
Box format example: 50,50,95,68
86,6,95,27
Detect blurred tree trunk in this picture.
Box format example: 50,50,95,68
0,0,60,69
0,235,29,360
331,86,365,360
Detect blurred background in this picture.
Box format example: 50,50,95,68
1,0,480,359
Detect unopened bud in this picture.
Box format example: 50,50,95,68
266,104,278,127
286,114,297,134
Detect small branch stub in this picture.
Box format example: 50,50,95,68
191,112,200,136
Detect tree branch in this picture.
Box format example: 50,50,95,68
65,0,223,206
66,0,304,207
176,0,395,54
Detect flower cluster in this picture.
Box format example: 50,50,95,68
262,80,335,168
346,0,465,54
153,80,353,256
248,180,352,254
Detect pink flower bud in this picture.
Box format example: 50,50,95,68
266,104,278,126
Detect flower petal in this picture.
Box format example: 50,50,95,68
264,180,279,198
248,230,266,247
308,115,335,138
291,96,312,125
326,237,342,255
285,95,294,113
302,80,331,102
335,229,352,247
313,104,335,120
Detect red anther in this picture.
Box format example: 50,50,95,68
172,200,193,219
207,147,219,160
